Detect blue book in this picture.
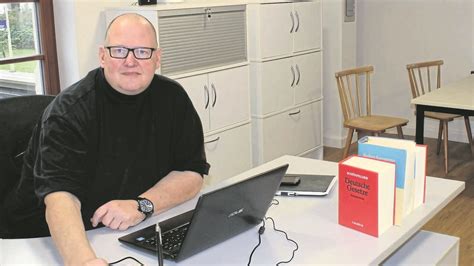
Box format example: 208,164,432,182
358,136,416,225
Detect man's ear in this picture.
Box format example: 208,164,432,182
99,46,106,68
154,48,162,70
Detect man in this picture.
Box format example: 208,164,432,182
4,13,209,265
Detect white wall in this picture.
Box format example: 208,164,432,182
322,0,357,148
53,0,131,89
356,0,473,143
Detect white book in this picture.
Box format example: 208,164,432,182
358,136,416,225
414,145,427,209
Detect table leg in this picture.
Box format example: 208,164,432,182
416,105,425,144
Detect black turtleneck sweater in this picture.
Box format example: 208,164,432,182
5,68,209,238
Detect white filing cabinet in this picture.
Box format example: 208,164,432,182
248,0,323,165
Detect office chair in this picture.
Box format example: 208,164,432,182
335,65,409,159
407,60,472,173
0,95,54,237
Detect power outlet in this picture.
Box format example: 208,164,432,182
138,0,157,5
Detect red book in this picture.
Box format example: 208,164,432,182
338,155,396,237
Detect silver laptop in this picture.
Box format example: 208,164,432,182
118,164,289,262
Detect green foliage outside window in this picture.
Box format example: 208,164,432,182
0,4,36,72
0,4,35,58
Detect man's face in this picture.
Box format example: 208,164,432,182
99,17,161,95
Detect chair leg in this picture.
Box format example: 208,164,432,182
437,121,443,155
443,121,449,174
343,128,354,159
396,126,404,139
464,116,473,154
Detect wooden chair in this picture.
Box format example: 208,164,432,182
407,60,473,173
335,66,409,159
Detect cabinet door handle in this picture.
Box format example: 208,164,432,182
289,109,301,116
204,136,220,144
290,65,296,87
211,83,217,107
295,64,301,85
290,12,295,33
295,11,300,32
204,85,210,109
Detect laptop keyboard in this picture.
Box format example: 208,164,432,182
138,222,190,254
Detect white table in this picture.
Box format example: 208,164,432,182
411,75,474,144
1,155,465,265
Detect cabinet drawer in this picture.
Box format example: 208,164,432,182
250,57,294,115
293,1,321,53
177,65,250,133
204,123,252,186
294,52,322,105
248,3,293,59
253,101,322,164
250,52,321,116
248,1,321,60
209,66,250,131
158,5,247,75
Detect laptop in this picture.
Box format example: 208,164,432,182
276,174,337,196
118,164,289,262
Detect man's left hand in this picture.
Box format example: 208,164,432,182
90,200,145,230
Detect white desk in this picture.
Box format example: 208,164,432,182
1,156,465,265
411,75,474,144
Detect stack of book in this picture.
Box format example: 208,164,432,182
338,136,427,237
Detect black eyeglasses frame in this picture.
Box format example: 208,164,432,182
105,46,157,60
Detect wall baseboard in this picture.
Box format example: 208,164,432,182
324,123,472,149
324,135,346,149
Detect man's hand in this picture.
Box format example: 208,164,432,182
91,200,145,230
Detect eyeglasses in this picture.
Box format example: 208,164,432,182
105,46,156,60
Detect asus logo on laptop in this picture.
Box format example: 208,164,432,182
227,208,244,218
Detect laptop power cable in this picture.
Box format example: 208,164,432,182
247,200,299,266
109,256,143,265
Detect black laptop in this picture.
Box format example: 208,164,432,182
118,164,289,262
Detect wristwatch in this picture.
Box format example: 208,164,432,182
136,197,154,219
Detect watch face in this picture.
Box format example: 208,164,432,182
139,199,153,213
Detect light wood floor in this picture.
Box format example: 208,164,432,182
323,135,474,265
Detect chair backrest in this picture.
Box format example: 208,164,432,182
406,60,443,98
0,95,54,204
335,65,374,122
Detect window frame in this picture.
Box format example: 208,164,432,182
0,0,60,95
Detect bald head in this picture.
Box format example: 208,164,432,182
105,13,158,47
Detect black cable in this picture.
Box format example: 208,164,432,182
109,256,143,265
265,217,299,266
271,199,280,206
247,219,265,266
248,199,299,266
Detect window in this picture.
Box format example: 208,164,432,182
0,0,59,98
